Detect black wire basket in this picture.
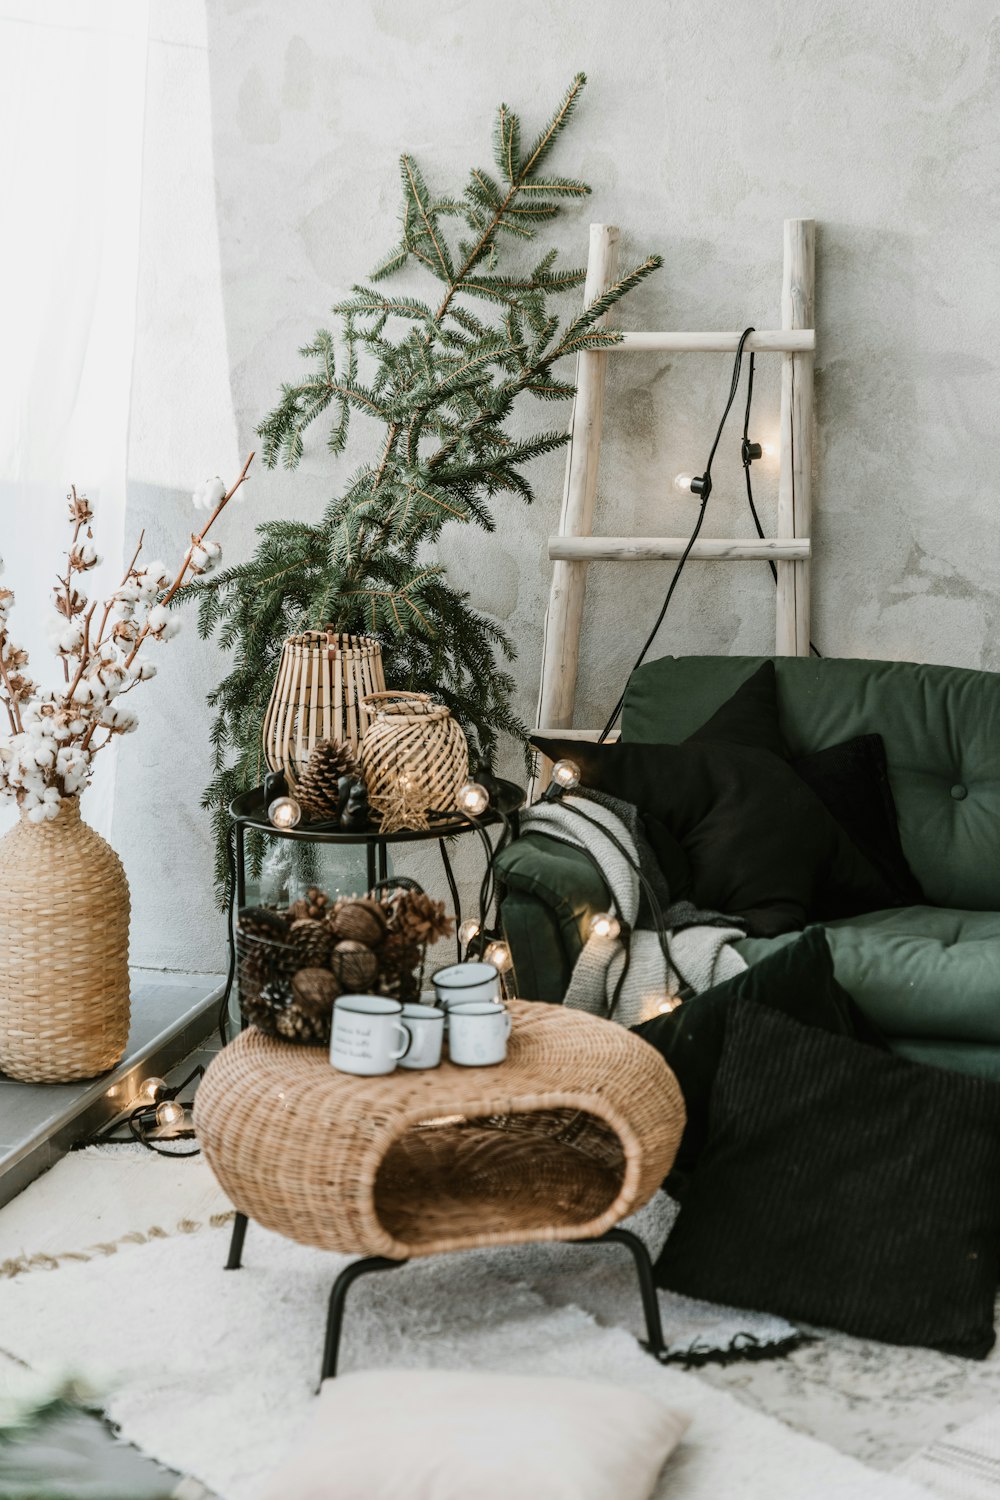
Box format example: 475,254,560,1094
236,877,434,1048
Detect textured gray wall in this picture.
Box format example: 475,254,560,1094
119,0,1000,970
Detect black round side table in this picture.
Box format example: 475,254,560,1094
228,778,524,965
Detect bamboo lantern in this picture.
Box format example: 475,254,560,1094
359,691,469,814
262,631,386,788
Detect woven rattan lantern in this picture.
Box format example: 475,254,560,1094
262,631,386,787
359,691,469,817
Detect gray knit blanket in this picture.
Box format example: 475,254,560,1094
520,791,747,1028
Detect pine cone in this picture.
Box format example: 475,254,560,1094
330,939,379,992
297,740,356,823
328,897,388,948
238,906,290,942
377,932,423,1003
388,890,455,947
288,968,340,1044
289,918,333,969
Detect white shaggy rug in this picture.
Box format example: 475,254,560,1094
0,1219,934,1500
899,1406,1000,1498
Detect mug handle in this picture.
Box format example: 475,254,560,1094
391,1022,412,1060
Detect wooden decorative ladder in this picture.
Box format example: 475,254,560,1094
534,217,816,759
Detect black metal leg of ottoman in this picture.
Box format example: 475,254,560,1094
578,1227,667,1361
225,1211,249,1270
322,1256,409,1386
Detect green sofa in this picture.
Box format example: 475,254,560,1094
497,655,1000,1081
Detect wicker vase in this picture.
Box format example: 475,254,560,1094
359,691,469,814
262,631,386,788
0,798,131,1082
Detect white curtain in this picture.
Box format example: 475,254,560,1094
0,0,149,836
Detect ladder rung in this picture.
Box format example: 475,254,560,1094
548,536,811,563
534,728,621,743
611,330,814,353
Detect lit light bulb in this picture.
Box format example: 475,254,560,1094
589,910,621,941
458,918,481,947
267,796,302,829
761,441,777,459
457,782,489,817
155,1099,186,1131
483,939,512,974
673,472,696,493
551,759,580,790
137,1076,166,1104
657,997,680,1014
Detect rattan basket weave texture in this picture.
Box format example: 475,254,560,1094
262,631,386,785
0,797,130,1082
359,691,469,814
194,1000,684,1261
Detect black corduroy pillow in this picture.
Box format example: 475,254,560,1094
534,664,901,937
793,733,925,912
655,1000,1000,1358
632,928,886,1176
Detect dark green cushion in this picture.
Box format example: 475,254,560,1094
622,655,1000,912
736,906,1000,1043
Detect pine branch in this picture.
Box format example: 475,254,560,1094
193,76,663,902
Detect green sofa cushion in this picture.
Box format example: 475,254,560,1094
497,832,608,1002
736,906,1000,1044
622,656,1000,912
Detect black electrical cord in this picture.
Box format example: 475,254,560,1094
218,821,238,1048
598,327,758,742
740,353,822,658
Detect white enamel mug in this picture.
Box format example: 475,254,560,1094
431,961,501,1009
447,1001,512,1067
330,995,411,1076
398,1003,445,1070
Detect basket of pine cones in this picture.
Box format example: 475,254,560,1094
236,879,454,1046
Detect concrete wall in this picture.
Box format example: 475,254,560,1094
120,0,1000,970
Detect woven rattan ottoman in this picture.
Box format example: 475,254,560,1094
194,999,684,1381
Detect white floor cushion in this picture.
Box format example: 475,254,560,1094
253,1367,690,1500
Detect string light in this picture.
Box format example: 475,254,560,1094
551,759,580,790
657,997,680,1014
136,1076,166,1104
458,918,481,947
267,796,302,830
155,1099,186,1131
588,910,621,941
457,782,489,817
483,939,512,973
672,472,711,497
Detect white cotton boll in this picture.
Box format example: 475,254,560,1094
79,543,101,567
146,604,169,634
71,680,93,705
143,561,171,589
27,805,47,824
193,476,226,512
136,661,157,681
29,743,55,769
113,598,135,621
161,616,181,641
68,717,87,735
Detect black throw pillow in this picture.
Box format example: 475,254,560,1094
793,734,925,910
534,664,901,938
655,1000,1000,1358
632,928,886,1176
